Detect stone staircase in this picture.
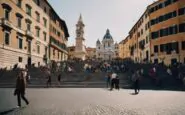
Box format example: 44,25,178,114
0,66,131,88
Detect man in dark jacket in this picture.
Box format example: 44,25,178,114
15,70,29,107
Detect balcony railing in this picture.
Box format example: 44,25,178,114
1,18,13,29
26,30,34,38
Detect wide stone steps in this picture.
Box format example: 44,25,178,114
0,81,131,88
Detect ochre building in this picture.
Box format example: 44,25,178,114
0,0,69,69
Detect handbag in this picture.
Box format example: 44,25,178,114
14,89,18,96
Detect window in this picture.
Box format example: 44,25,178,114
151,31,159,39
18,57,22,62
172,11,177,17
4,9,10,20
166,43,172,54
26,5,32,16
108,43,110,47
27,40,31,53
33,0,40,6
151,19,155,26
43,18,47,27
4,31,10,45
37,45,40,54
179,23,185,33
164,0,172,7
178,7,185,16
172,25,178,34
53,49,55,56
57,31,60,37
146,36,149,44
172,42,179,53
17,16,22,28
27,23,31,31
44,7,47,13
43,32,47,41
159,15,164,22
182,41,185,50
36,12,40,22
145,24,148,30
160,29,165,37
58,51,60,59
154,45,158,53
18,36,23,49
36,28,40,37
160,44,165,52
137,32,140,37
45,47,48,55
141,29,143,35
17,0,22,8
158,3,163,9
164,28,169,36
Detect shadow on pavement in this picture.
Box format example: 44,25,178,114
130,93,138,95
0,108,17,115
0,107,26,115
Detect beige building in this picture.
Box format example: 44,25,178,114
67,46,75,59
137,9,150,63
0,0,69,69
119,35,130,59
86,47,96,59
48,6,69,63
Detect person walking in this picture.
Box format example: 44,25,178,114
132,70,140,94
46,68,51,88
106,73,111,88
57,74,61,87
115,75,120,90
110,72,117,91
14,70,29,108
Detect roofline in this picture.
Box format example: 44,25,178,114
45,0,70,38
128,0,164,34
128,7,149,34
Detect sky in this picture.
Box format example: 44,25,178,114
48,0,155,48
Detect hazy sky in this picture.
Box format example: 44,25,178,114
48,0,155,47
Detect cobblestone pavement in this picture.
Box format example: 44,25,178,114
0,88,185,115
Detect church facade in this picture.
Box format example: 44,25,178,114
96,29,119,60
74,15,87,60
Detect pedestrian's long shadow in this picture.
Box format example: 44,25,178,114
130,93,138,95
0,107,26,115
0,108,17,115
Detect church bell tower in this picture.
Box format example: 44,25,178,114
75,14,86,60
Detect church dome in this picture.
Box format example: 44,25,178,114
103,29,113,40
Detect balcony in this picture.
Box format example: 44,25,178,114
1,18,13,29
25,30,34,39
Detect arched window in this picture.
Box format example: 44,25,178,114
2,3,12,20
108,42,110,47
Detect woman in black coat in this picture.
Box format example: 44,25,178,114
15,70,29,107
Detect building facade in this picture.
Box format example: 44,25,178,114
74,15,86,60
48,5,69,63
86,47,96,59
119,35,130,59
96,29,118,60
120,0,185,65
67,46,75,59
149,0,185,65
0,0,69,69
